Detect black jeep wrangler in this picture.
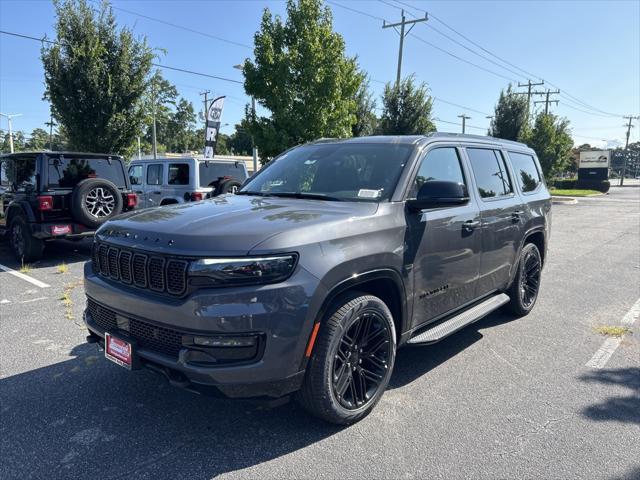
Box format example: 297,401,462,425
0,152,137,261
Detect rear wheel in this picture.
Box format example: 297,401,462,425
213,178,242,196
297,293,396,425
506,242,542,316
71,178,123,229
9,216,43,262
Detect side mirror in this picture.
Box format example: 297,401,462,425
130,176,139,185
407,181,469,211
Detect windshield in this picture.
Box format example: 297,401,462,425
240,143,413,202
48,157,126,188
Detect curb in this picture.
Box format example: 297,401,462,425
551,196,578,205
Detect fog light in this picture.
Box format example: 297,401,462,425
193,336,256,348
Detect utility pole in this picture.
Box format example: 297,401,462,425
620,115,639,186
0,113,23,153
233,63,259,173
458,114,471,134
45,113,56,150
533,89,560,115
151,82,157,160
199,90,211,120
383,10,428,86
514,79,545,117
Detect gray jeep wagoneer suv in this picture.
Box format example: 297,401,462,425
84,134,551,424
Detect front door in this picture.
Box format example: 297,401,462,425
144,163,164,208
464,147,524,296
406,146,483,328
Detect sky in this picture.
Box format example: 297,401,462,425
1,0,639,149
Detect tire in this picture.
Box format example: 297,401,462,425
213,178,242,196
71,178,123,229
505,242,542,316
297,292,397,425
9,216,43,262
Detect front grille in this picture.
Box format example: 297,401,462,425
87,298,184,358
92,241,188,296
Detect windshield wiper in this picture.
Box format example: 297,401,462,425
236,191,271,197
265,192,343,201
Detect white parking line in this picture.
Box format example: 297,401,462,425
585,297,640,369
0,263,50,289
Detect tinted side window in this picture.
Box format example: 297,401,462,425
6,157,36,191
129,165,143,186
508,152,541,193
168,164,190,185
147,164,163,186
410,147,465,198
467,148,512,198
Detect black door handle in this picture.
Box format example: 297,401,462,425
463,220,481,230
134,190,143,194
153,191,161,195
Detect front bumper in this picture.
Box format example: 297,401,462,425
83,262,325,399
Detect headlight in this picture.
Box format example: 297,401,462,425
189,254,298,286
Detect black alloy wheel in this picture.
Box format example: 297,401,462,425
297,293,396,425
520,247,541,309
332,311,392,410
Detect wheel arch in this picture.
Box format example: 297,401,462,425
315,269,408,347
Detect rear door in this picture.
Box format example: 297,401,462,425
407,145,483,326
465,147,524,296
144,163,164,208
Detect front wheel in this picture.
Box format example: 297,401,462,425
297,293,396,425
506,242,542,316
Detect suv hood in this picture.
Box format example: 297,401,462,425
96,194,379,256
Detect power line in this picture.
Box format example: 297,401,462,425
0,30,244,85
383,1,528,82
390,0,627,118
329,1,518,82
104,3,252,49
433,97,490,116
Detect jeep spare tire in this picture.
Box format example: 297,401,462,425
214,178,242,196
71,178,123,229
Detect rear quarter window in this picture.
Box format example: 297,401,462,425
48,157,126,188
508,151,542,193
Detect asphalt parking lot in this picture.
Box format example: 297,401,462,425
1,187,638,480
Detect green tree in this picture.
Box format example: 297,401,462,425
228,123,253,155
166,98,196,153
41,0,154,155
488,84,528,141
1,131,26,153
243,0,362,161
378,76,436,135
522,113,573,177
26,128,50,150
352,75,377,137
143,70,178,152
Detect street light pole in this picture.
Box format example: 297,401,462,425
0,112,23,153
234,63,258,174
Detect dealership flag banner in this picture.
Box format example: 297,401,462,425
204,96,225,159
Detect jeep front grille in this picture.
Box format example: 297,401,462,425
92,241,188,296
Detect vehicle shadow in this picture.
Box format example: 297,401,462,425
0,310,517,479
578,367,640,425
0,343,340,479
0,237,91,270
390,310,515,389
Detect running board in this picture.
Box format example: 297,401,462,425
408,293,510,345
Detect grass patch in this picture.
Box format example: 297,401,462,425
19,262,32,274
57,262,68,274
594,326,632,337
550,188,602,197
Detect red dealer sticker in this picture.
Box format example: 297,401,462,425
105,333,132,369
51,225,72,235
